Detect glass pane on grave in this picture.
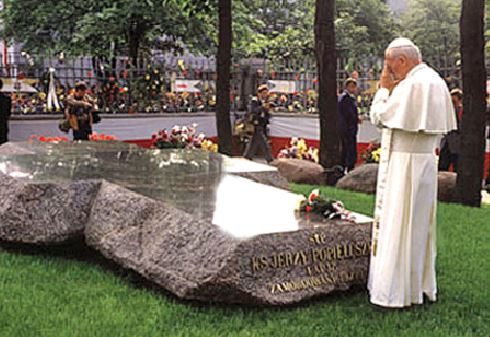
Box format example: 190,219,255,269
0,142,370,239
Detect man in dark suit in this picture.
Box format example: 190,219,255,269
439,89,463,171
0,79,12,145
338,78,359,172
243,84,274,163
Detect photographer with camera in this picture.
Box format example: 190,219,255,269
243,84,274,163
66,81,95,141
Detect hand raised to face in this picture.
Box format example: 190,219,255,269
379,64,399,92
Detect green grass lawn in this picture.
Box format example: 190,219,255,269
0,185,488,337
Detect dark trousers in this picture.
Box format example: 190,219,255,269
438,145,458,172
243,125,274,163
340,133,357,172
0,120,8,145
73,125,92,141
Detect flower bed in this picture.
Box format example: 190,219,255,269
89,132,118,141
28,132,117,143
151,124,218,152
28,135,69,143
361,143,381,163
277,137,319,163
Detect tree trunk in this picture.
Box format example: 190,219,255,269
128,23,141,68
457,0,487,207
314,0,340,183
216,0,233,155
128,37,139,68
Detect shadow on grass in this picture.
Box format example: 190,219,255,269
0,239,376,312
0,238,167,294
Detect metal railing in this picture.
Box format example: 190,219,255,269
2,54,474,116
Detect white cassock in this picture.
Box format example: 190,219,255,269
368,63,457,307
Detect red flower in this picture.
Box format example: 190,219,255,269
305,206,312,212
308,194,318,203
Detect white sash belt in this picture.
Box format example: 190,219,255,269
391,130,438,154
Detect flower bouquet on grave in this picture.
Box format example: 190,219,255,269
361,142,381,163
28,135,69,143
277,137,319,163
297,189,356,221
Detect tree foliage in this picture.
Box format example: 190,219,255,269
1,0,397,65
1,0,83,56
399,0,461,65
1,0,190,62
193,0,398,64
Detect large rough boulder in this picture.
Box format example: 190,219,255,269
85,180,372,305
336,164,460,203
0,172,100,244
336,164,379,194
274,159,325,185
437,171,458,203
0,142,374,306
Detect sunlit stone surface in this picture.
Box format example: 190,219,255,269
0,141,372,305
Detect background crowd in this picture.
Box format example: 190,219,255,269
6,64,380,116
8,78,378,116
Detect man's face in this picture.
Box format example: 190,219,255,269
451,95,462,108
385,51,407,81
346,83,357,95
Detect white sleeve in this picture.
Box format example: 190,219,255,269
370,87,405,128
370,68,458,133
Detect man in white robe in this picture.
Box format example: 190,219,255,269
368,38,457,308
